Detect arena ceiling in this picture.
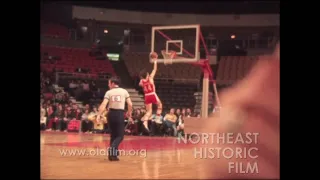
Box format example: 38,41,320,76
64,1,279,14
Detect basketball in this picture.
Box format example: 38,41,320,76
150,52,158,59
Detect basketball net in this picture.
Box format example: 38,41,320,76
161,50,176,65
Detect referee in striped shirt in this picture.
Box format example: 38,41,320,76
96,77,133,161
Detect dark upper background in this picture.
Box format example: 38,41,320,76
66,1,279,14
40,1,280,26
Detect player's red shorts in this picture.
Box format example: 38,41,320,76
144,93,158,104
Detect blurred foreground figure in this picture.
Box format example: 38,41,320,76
202,44,279,179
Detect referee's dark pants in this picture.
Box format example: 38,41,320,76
107,109,125,157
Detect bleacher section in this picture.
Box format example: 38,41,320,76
40,45,115,76
57,76,144,108
126,89,145,109
193,92,214,114
216,56,259,85
153,80,198,112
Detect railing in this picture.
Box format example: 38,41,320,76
125,34,278,51
155,77,199,84
42,27,278,52
55,72,111,84
41,36,92,49
155,78,200,89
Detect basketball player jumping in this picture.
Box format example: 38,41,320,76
139,52,162,132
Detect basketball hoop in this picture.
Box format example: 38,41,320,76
161,50,176,65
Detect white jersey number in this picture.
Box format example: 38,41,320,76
111,95,121,102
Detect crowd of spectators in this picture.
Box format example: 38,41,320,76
41,70,200,137
41,71,69,104
40,100,198,137
63,80,104,104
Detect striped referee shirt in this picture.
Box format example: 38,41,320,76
104,87,130,110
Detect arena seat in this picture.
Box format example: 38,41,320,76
216,56,259,85
41,45,116,77
155,80,197,112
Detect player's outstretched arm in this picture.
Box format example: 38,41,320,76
149,59,157,79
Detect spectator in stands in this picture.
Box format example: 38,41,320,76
90,107,107,133
46,104,60,132
96,88,105,99
41,73,54,100
140,109,146,117
46,105,54,124
177,112,185,137
175,109,181,120
81,80,91,103
163,108,178,136
169,108,184,135
44,77,51,88
181,108,186,117
150,113,164,136
68,80,76,96
68,80,77,96
71,104,77,116
177,108,186,135
125,116,138,135
61,106,73,132
40,104,46,130
54,104,65,131
82,80,90,91
90,81,97,92
75,80,84,100
46,104,63,131
52,81,60,92
81,109,93,133
75,108,82,120
131,109,143,135
43,92,54,102
91,106,98,114
40,73,45,92
186,108,192,117
83,104,91,112
64,92,70,103
135,108,148,135
55,90,68,104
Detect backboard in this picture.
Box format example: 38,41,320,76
150,24,202,63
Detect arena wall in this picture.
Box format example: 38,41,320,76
72,6,279,27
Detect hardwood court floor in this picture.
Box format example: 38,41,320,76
41,132,208,179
